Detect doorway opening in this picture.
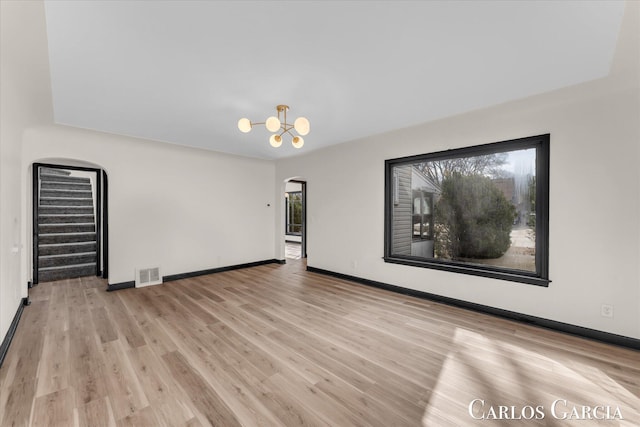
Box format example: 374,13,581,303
32,163,108,284
284,180,306,260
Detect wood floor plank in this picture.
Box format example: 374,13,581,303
68,305,109,408
169,330,287,427
189,278,226,302
115,406,159,427
265,369,361,427
99,293,146,349
137,317,179,357
1,260,639,426
0,378,36,427
99,340,149,421
9,300,48,385
34,330,69,398
77,397,117,427
161,351,242,427
167,279,203,301
31,388,75,427
125,345,174,405
159,285,220,325
148,398,197,427
91,307,118,344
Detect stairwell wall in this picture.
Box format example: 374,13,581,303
22,125,276,286
0,1,54,341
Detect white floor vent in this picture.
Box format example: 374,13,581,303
136,267,162,287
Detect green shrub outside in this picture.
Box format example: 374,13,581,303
434,173,516,259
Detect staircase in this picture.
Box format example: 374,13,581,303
37,168,97,282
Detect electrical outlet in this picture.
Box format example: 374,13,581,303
601,304,614,318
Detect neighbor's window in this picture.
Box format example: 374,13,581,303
286,191,303,235
385,134,550,286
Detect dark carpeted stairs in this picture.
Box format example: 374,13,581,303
37,168,97,282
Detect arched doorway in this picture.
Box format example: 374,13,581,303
31,162,109,284
284,178,306,261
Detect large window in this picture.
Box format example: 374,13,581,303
286,191,303,235
384,134,550,286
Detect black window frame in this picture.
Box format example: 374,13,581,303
285,191,303,236
384,134,550,287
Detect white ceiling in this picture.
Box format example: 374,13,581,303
44,1,625,160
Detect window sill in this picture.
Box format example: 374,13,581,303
383,256,550,287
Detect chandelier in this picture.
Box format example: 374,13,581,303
238,105,310,149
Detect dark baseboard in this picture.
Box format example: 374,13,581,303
0,297,28,368
306,266,640,351
163,259,282,282
275,259,287,265
106,281,135,291
107,259,283,291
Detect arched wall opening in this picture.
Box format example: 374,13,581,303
26,158,109,289
280,176,307,262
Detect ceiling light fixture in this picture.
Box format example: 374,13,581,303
238,105,309,149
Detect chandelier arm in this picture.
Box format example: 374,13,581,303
282,128,296,138
248,121,297,133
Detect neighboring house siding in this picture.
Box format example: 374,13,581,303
392,165,412,255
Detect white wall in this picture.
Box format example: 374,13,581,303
22,125,276,285
276,2,640,339
285,181,302,193
0,1,53,340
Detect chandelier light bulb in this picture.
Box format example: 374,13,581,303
294,117,310,136
238,105,308,149
265,116,281,132
237,118,252,133
270,134,282,148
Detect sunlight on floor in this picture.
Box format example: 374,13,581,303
422,328,639,426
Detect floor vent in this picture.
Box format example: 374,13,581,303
136,267,162,287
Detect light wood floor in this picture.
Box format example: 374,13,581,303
1,260,638,426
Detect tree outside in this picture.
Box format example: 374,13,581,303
434,173,516,260
411,148,536,271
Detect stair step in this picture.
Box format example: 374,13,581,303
39,241,97,256
40,174,91,184
41,181,92,191
40,168,71,176
39,232,96,244
40,197,93,206
37,168,98,282
40,262,96,271
39,252,97,268
39,264,97,282
40,189,93,198
39,206,94,214
39,223,95,233
38,214,95,224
